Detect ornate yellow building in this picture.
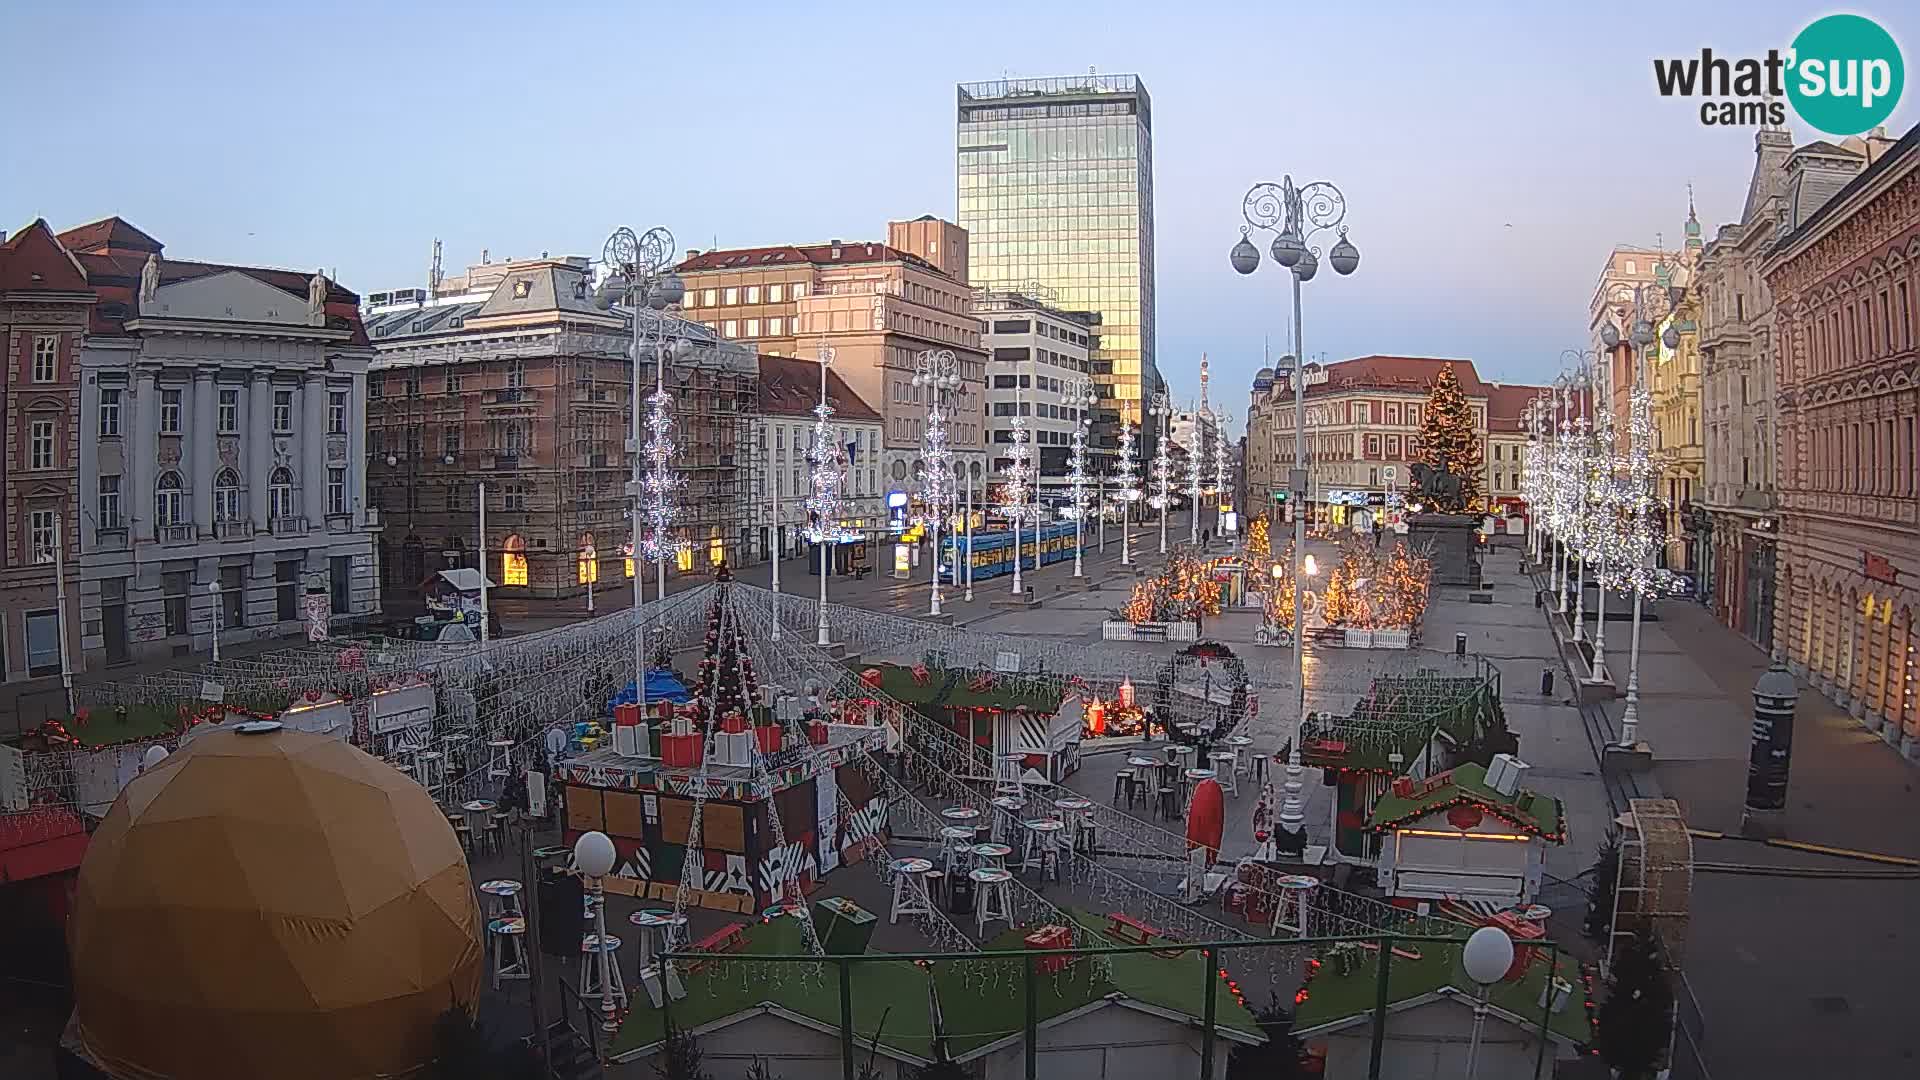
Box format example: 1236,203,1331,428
1652,202,1707,573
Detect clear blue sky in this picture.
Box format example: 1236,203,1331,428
4,0,1912,427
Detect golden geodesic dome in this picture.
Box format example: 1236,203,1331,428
69,724,482,1080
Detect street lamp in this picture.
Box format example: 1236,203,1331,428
1062,377,1097,578
572,830,621,1034
1461,925,1516,1080
208,578,222,664
804,340,846,647
1566,346,1617,683
595,225,684,721
1148,390,1173,555
1608,286,1681,748
999,392,1038,596
913,349,961,616
1232,174,1360,832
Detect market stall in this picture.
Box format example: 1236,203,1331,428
1369,757,1565,906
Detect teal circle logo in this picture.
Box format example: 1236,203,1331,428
1787,14,1904,136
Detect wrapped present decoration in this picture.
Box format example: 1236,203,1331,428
660,732,703,768
861,668,884,689
910,664,930,686
753,724,783,756
807,719,830,746
719,711,750,735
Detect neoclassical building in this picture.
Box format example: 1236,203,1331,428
1764,123,1919,758
65,219,381,666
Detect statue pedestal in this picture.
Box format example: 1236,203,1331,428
1406,513,1480,586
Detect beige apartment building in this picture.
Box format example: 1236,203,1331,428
674,218,989,498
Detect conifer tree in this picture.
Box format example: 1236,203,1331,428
1416,366,1483,510
1596,932,1674,1080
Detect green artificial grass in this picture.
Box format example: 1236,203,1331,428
857,663,1064,713
611,908,1264,1062
1293,937,1588,1045
61,704,182,747
1365,761,1564,840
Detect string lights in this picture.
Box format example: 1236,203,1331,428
1112,422,1142,566
639,388,686,563
999,411,1037,595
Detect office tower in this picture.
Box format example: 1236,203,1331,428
957,75,1158,442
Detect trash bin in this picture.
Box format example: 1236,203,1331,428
1454,632,1467,657
1541,668,1554,696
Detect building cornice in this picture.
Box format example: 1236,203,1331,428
123,317,353,342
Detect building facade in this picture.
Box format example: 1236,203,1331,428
974,289,1098,506
1485,383,1548,520
61,219,380,667
956,75,1159,442
1590,245,1679,435
752,353,885,559
1765,122,1919,758
362,252,759,606
675,225,988,504
1654,213,1706,573
0,221,90,725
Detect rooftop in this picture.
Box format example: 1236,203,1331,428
677,241,944,278
0,219,90,293
1366,760,1566,841
1293,936,1588,1046
758,354,882,422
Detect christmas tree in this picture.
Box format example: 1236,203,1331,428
1416,366,1483,511
1247,514,1271,562
1596,931,1674,1080
686,567,760,728
1320,562,1354,625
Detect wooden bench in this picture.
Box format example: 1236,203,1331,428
1106,912,1160,947
684,921,749,971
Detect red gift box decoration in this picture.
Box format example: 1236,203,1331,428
910,664,930,686
1024,924,1074,975
861,668,883,689
615,703,641,728
720,712,750,734
660,733,703,768
754,724,783,755
1390,776,1415,798
807,720,829,746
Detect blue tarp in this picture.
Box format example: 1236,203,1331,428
607,669,692,709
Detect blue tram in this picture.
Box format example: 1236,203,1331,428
938,522,1078,582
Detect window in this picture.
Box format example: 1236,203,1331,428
1625,259,1637,274
31,335,57,382
330,556,351,615
29,509,57,564
24,611,60,676
218,388,239,433
162,570,191,637
746,286,761,303
213,469,241,522
273,390,293,432
745,319,761,337
768,284,784,303
503,484,526,511
160,389,182,433
767,317,783,336
98,475,122,529
327,468,346,514
505,360,524,389
268,467,295,524
219,566,244,630
723,320,738,338
443,426,462,458
155,471,184,528
792,282,807,299
502,544,529,586
446,371,464,395
276,561,300,622
98,388,121,436
724,287,739,305
406,371,421,397
702,289,717,306
29,419,55,470
328,391,347,434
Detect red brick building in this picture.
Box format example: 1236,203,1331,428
1765,123,1920,758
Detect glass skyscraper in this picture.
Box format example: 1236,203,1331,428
957,75,1158,434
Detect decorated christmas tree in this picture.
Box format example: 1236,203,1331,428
686,567,761,728
1416,366,1483,511
1247,514,1271,562
1596,932,1674,1080
1320,562,1354,626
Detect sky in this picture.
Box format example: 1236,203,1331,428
3,0,1914,434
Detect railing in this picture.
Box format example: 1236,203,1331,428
215,519,253,540
158,524,194,544
653,932,1580,1080
269,516,308,537
490,454,522,471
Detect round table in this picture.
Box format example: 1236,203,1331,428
1126,756,1158,770
486,737,516,777
488,915,526,935
940,825,978,843
462,799,497,835
889,856,934,875
969,843,1013,868
1185,767,1217,783
990,796,1025,813
1208,751,1238,775
629,908,689,970
478,879,522,898
1226,735,1254,749
1167,745,1196,764
1054,797,1092,813
940,806,980,823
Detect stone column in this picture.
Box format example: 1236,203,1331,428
349,373,368,527
192,370,215,534
301,372,326,527
248,371,271,527
132,370,158,540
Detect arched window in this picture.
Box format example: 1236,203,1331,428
155,471,184,528
501,533,528,587
213,468,241,523
268,467,295,524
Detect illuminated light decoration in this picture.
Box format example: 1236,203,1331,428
1148,420,1174,512
639,388,687,563
803,396,846,543
1112,422,1142,509
1601,375,1661,597
1061,425,1091,521
1366,794,1566,843
999,415,1036,524
1211,414,1231,501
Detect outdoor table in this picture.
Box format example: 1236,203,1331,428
462,799,497,835
1021,818,1066,880
969,842,1013,869
1053,797,1092,813
478,878,523,919
940,806,981,823
532,845,571,864
628,908,688,972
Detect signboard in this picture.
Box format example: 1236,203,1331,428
993,650,1022,674
370,683,436,736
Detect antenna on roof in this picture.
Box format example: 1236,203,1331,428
428,239,443,302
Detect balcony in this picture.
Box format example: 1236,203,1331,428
269,515,308,537
488,453,523,471
158,524,195,545
215,519,254,541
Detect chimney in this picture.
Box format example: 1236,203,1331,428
685,249,701,259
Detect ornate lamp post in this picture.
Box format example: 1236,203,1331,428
1566,347,1618,682
595,226,685,718
805,341,845,647
1113,422,1142,566
1212,408,1234,537
1550,373,1574,615
1062,376,1097,578
1148,390,1173,555
1231,175,1361,831
913,348,962,616
1001,408,1037,596
1606,294,1679,748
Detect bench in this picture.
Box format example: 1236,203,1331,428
1106,912,1160,947
685,921,749,971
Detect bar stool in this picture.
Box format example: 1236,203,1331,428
923,868,948,909
1110,770,1135,806
580,933,627,1008
940,825,977,878
888,857,935,924
479,879,524,920
1022,818,1064,882
1054,797,1092,853
1073,811,1098,856
487,737,515,780
442,733,471,778
1155,785,1178,822
415,751,445,797
488,916,529,989
970,867,1013,936
628,908,688,975
989,795,1023,843
1226,736,1255,777
1209,752,1239,797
